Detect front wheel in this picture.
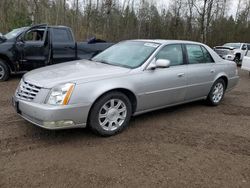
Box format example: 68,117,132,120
0,60,10,82
207,79,226,106
88,92,132,136
234,56,241,66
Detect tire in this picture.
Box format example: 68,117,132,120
0,59,10,82
234,56,241,66
88,91,132,136
206,78,226,106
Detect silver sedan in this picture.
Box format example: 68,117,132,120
13,40,239,136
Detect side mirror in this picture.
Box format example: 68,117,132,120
17,36,25,43
148,59,171,70
155,59,170,68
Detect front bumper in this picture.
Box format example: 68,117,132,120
223,54,235,61
12,96,91,130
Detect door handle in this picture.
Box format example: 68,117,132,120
177,73,185,77
210,69,215,73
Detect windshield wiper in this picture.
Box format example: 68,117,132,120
99,60,113,65
92,59,132,69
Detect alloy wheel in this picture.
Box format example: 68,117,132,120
212,82,224,103
98,99,127,131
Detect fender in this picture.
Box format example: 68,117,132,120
213,72,228,88
0,53,16,72
71,75,139,107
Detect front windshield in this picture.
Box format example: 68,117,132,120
4,27,27,39
92,41,160,68
223,43,241,49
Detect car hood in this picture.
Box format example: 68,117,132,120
23,60,131,88
0,38,7,44
214,46,235,50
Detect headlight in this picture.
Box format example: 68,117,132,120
47,83,75,105
229,50,235,55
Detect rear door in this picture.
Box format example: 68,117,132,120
51,28,77,64
185,44,215,101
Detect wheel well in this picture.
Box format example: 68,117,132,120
86,88,137,126
235,53,241,59
219,76,228,90
90,88,136,114
0,54,14,72
98,89,137,113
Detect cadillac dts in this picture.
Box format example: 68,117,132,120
12,40,239,136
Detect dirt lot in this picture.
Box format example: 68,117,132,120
0,69,250,188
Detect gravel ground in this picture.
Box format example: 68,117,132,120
0,69,250,188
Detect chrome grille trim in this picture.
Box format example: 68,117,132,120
16,80,41,101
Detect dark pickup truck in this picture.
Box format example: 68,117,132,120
0,24,113,81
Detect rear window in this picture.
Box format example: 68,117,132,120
201,46,214,63
52,28,73,43
186,44,214,64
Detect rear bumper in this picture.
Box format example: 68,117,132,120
227,76,239,92
12,96,91,130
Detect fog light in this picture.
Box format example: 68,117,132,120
43,120,75,128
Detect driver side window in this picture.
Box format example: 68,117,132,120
156,44,184,66
242,44,247,50
24,29,44,42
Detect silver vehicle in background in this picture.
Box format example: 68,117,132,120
13,40,239,136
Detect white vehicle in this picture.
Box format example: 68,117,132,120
242,56,250,76
214,43,250,65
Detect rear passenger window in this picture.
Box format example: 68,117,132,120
201,46,214,63
247,45,250,50
186,44,209,64
52,28,73,43
156,44,184,66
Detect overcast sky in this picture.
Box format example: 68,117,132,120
155,0,239,17
70,0,239,17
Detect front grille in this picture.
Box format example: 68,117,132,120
214,49,229,57
16,80,41,101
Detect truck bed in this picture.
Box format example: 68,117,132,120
77,42,113,60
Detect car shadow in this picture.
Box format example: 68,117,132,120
9,73,24,80
27,100,205,142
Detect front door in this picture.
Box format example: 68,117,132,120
16,25,49,70
137,44,188,111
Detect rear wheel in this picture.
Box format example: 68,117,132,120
207,79,225,106
89,92,132,136
0,60,10,82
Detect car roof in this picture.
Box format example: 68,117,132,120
29,24,70,29
129,39,204,45
224,42,249,45
49,25,70,29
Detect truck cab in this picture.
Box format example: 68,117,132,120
0,24,113,81
214,43,250,65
